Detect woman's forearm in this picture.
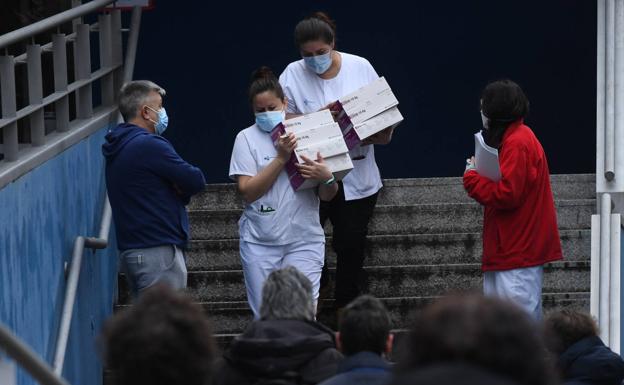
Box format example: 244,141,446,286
237,157,286,203
318,182,338,202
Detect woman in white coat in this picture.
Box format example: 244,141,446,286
229,67,338,318
279,12,395,313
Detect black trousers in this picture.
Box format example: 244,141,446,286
320,182,378,308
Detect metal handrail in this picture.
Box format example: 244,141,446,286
52,5,142,377
0,4,141,385
0,66,120,130
0,0,115,50
0,324,69,385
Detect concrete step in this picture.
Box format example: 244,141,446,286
118,261,589,305
188,174,595,211
115,292,589,336
185,230,590,271
188,200,595,240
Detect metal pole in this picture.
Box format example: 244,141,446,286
609,213,621,353
53,34,70,133
111,9,124,94
0,324,70,385
122,7,142,84
606,0,616,181
600,193,612,343
99,14,114,107
98,195,113,241
52,237,85,376
73,24,92,119
598,0,606,184
0,55,18,162
27,44,45,146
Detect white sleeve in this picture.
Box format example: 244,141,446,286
228,131,257,181
279,69,299,115
363,58,380,82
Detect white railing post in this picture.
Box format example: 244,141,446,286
0,55,18,162
595,0,624,353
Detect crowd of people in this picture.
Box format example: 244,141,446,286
99,9,624,385
101,268,624,385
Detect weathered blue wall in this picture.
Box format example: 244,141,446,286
0,126,118,385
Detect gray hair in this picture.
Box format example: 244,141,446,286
260,266,315,321
118,80,166,122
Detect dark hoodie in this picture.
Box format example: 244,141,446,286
559,335,624,385
102,123,205,251
214,319,343,385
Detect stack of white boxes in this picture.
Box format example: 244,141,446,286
330,76,403,150
270,110,354,191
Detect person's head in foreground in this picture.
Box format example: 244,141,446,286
396,294,557,385
544,309,624,385
337,294,393,357
101,284,216,385
390,364,521,385
260,265,316,321
480,79,529,148
215,266,341,385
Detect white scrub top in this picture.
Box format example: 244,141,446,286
229,124,325,245
279,52,383,201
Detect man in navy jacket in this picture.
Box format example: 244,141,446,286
103,80,206,296
319,295,393,385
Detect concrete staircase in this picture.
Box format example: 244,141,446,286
117,174,594,346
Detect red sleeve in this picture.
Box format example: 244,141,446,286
463,146,529,210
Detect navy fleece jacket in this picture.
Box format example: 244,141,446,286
102,123,205,251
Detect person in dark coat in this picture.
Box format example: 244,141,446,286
318,295,393,385
544,309,624,385
389,364,520,385
395,294,558,385
213,266,342,385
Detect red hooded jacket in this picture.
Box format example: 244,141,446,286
463,121,563,271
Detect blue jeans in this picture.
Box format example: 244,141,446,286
120,245,187,297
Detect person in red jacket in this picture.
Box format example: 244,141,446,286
463,79,563,320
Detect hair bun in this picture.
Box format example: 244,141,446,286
311,11,336,34
251,66,276,82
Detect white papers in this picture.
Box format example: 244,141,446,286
474,131,501,182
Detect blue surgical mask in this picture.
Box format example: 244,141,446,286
255,110,285,133
303,51,333,74
147,106,169,135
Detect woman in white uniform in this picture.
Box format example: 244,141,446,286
229,67,339,318
279,12,395,313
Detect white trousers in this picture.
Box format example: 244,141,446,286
483,265,544,321
240,239,325,319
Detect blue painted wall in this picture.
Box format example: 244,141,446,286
0,126,118,385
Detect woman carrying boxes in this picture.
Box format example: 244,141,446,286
279,12,395,315
229,67,339,318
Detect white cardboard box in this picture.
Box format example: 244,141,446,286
290,122,344,148
330,77,401,149
353,106,403,140
338,77,399,124
294,135,350,162
283,109,334,132
271,111,353,191
289,153,353,190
